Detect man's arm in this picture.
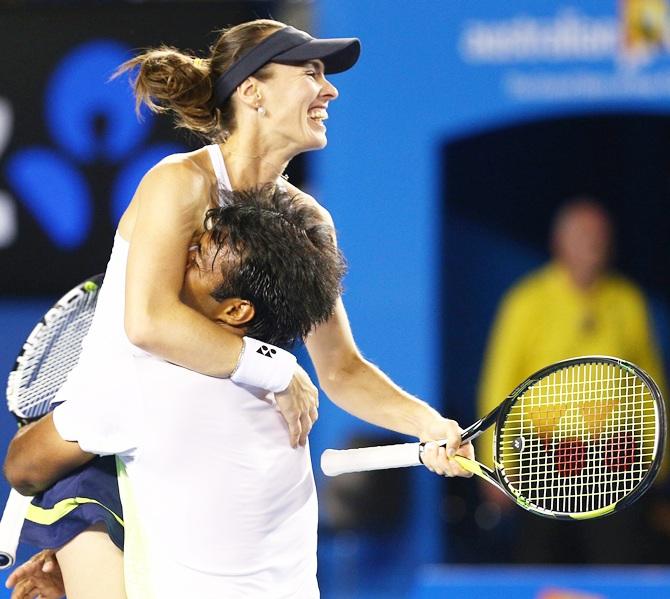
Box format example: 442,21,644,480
4,414,95,496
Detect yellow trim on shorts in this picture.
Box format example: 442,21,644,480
25,497,124,527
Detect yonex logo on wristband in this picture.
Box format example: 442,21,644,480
257,346,277,358
232,337,296,392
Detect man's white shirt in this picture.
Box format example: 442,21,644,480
53,233,319,598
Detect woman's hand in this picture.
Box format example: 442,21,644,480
275,365,319,448
419,417,475,478
6,549,65,599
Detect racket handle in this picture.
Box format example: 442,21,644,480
321,442,421,476
0,489,32,569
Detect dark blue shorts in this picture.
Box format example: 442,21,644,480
21,456,124,551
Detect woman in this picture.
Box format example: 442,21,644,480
7,19,474,598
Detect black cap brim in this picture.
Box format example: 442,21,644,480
273,38,361,74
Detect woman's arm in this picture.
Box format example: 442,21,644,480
123,160,244,375
286,190,471,473
122,160,317,445
306,299,474,476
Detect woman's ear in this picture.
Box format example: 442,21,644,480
235,77,261,110
214,297,255,326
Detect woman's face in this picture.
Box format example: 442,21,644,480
258,60,339,153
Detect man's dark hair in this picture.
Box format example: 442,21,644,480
201,185,346,348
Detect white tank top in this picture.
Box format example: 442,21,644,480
53,145,319,598
55,143,234,428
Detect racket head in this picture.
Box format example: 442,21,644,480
6,274,103,424
492,355,665,520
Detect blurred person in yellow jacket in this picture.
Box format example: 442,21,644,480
477,197,668,563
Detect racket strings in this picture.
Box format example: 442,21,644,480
7,289,98,419
497,361,658,516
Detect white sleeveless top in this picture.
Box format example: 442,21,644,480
53,145,319,599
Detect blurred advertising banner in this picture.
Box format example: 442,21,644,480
0,2,274,295
457,0,670,104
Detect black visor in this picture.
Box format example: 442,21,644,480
214,26,360,106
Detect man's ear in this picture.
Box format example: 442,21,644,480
214,298,255,327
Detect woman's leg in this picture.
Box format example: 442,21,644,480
56,523,126,599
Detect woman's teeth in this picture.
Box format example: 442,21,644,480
308,108,328,121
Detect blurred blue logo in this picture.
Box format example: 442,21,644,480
4,40,184,249
0,97,17,248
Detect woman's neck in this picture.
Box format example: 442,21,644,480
220,131,294,188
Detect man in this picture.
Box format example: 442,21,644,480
5,186,347,598
477,196,667,563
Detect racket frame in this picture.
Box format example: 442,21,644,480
0,274,104,569
6,274,103,425
486,355,666,520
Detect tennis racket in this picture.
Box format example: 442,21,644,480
322,356,666,520
0,274,103,568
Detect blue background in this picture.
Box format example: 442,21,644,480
2,1,670,597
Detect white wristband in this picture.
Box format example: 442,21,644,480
230,336,297,393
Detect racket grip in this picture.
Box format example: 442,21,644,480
321,442,422,476
0,489,32,569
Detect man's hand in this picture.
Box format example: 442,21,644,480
419,417,475,478
5,549,65,599
275,364,319,448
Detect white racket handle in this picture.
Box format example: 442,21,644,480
0,489,32,569
321,442,422,476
